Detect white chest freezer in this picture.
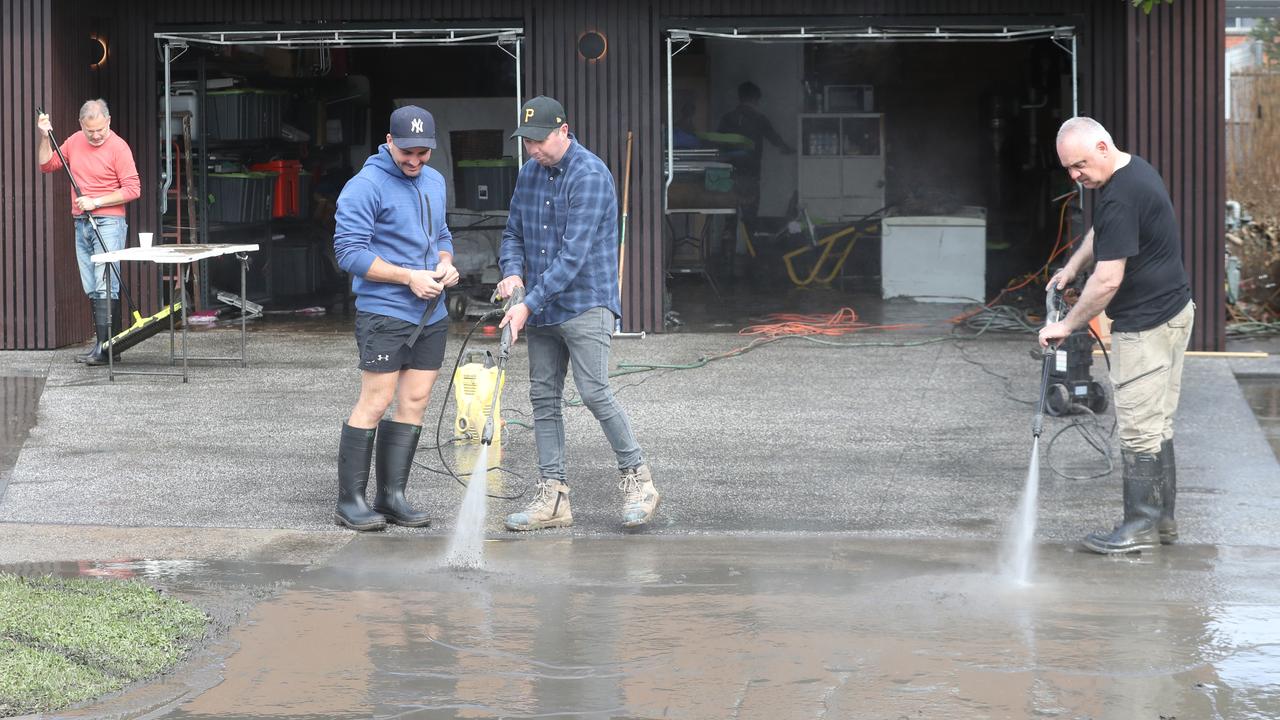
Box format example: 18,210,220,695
881,207,986,303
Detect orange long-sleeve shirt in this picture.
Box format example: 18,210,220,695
40,130,140,217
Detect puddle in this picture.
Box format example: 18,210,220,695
52,536,1280,720
1237,376,1280,460
0,374,45,498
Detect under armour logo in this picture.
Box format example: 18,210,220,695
410,118,424,133
377,354,390,362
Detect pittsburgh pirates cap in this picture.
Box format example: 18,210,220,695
511,96,567,141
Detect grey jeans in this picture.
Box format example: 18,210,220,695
526,306,643,480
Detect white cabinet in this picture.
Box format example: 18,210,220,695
797,113,884,221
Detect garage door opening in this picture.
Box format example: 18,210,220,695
663,23,1077,331
156,26,522,316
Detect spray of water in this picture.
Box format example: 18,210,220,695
1003,437,1041,586
445,443,489,570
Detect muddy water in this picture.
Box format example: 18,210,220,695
57,536,1280,720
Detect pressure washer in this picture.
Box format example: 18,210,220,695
449,286,522,446
1041,285,1108,418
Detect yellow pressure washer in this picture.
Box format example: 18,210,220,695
454,349,506,444
453,286,524,446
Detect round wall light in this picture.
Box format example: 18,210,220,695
578,30,607,63
90,33,108,70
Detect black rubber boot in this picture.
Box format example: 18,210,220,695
75,297,100,363
1159,438,1178,544
85,298,113,366
1082,450,1163,554
372,420,432,527
336,423,388,531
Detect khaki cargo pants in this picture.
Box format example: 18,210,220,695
1110,300,1195,455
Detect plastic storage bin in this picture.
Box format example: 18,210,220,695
206,90,284,140
457,159,517,211
206,172,277,223
250,160,303,218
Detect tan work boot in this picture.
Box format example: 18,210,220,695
504,479,572,531
619,464,660,528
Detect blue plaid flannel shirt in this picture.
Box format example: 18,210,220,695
499,136,621,327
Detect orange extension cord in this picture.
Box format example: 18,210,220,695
740,308,921,340
950,191,1081,326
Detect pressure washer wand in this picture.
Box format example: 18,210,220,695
480,285,525,446
1033,287,1064,439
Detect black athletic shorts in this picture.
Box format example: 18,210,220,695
354,311,447,372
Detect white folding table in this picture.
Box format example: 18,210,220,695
90,243,259,382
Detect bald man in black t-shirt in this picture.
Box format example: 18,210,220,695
1040,116,1194,555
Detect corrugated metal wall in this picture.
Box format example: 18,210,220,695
4,0,1227,347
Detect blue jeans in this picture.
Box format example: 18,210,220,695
75,215,126,299
526,306,643,480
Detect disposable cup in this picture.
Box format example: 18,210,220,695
139,232,153,248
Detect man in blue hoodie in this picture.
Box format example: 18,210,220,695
332,105,459,531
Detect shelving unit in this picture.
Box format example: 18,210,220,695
796,113,885,221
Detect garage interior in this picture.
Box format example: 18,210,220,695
155,28,521,320
662,24,1078,330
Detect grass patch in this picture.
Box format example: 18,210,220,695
0,572,206,716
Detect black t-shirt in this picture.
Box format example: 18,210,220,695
1093,155,1192,332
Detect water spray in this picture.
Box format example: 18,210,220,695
445,285,524,570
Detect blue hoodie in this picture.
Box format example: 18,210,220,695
333,144,453,326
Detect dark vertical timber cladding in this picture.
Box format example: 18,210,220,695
525,0,662,331
1127,1,1225,351
0,1,55,349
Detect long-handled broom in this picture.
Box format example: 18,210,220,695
614,130,644,339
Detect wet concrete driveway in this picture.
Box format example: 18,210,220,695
50,535,1280,720
6,313,1280,718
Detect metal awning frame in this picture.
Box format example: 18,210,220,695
670,25,1075,43
664,24,1079,211
155,27,523,48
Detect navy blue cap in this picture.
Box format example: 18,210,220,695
390,105,437,149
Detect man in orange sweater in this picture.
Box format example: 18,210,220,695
38,99,141,365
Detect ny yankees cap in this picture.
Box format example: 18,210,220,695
511,96,567,141
390,105,437,149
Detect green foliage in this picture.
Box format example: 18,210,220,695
1132,0,1174,13
1251,19,1280,67
0,573,206,717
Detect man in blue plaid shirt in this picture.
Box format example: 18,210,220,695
496,96,660,531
